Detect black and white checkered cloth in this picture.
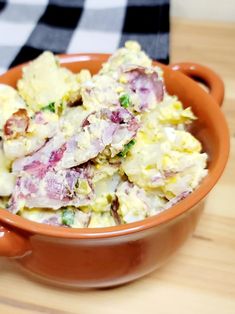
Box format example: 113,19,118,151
0,0,169,75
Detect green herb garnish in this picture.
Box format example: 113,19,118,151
117,139,136,158
41,102,55,113
119,94,130,108
62,208,75,226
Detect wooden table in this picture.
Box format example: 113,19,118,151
0,18,234,314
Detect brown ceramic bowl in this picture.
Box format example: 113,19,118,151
0,55,229,288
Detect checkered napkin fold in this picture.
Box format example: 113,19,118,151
0,0,169,74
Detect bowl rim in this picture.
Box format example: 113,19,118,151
0,53,230,239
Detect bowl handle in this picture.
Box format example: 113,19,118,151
0,225,31,257
169,62,224,107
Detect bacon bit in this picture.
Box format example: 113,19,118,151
67,97,82,107
110,196,121,225
4,108,29,139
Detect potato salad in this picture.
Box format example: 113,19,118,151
0,41,208,228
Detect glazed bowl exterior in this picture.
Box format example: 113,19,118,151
0,55,229,288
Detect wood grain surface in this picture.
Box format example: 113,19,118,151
0,18,235,314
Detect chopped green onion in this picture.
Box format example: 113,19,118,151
62,208,75,226
119,94,130,108
117,139,136,158
41,102,55,113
